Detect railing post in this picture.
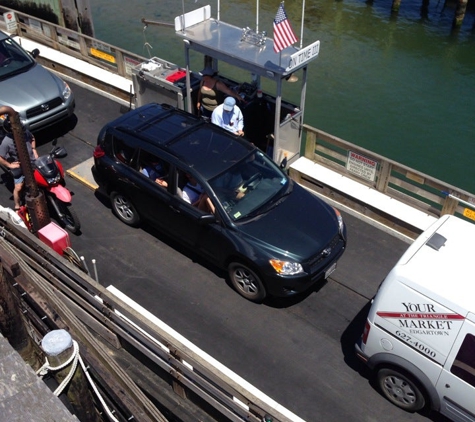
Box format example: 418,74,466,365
304,130,316,160
376,161,392,193
441,196,458,216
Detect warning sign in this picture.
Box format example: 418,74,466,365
346,151,377,182
463,207,475,221
90,48,116,64
3,11,17,31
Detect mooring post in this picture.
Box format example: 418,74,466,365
41,330,100,422
453,0,468,28
391,0,402,13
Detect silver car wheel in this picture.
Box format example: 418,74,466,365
377,368,425,412
228,262,266,303
110,191,140,226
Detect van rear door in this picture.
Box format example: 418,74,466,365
436,316,475,422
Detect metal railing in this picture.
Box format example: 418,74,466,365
296,125,475,232
0,212,303,422
3,8,473,236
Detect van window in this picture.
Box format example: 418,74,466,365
112,136,136,165
137,150,170,190
450,333,475,387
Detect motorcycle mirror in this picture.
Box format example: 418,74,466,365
52,146,67,159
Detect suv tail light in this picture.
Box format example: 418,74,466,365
361,320,370,345
93,145,105,158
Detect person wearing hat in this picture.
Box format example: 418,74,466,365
196,67,242,118
211,97,244,136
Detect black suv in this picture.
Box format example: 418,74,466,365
93,103,346,302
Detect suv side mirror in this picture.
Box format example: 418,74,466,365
198,214,216,225
30,48,40,59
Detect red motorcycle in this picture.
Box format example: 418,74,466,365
18,140,81,234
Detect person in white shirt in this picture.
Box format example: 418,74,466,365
182,173,215,214
183,174,204,205
211,97,244,136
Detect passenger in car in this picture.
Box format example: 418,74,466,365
183,173,215,214
141,160,168,188
0,45,9,67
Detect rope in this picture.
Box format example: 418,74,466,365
36,340,79,377
77,351,119,422
36,339,120,422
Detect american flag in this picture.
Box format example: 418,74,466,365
273,2,298,53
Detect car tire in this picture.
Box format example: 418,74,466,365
228,262,266,303
377,368,426,412
110,191,140,226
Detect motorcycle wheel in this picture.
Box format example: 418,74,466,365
57,201,81,234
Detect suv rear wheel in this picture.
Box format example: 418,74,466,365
110,191,140,226
228,262,266,303
377,367,426,412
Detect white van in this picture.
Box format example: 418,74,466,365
355,214,475,421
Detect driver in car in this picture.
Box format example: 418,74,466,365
213,171,247,201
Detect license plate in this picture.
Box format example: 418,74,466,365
325,262,337,279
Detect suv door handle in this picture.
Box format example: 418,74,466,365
169,204,181,213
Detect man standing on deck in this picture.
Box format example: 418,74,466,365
211,97,244,136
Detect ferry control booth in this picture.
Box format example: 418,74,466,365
133,5,320,166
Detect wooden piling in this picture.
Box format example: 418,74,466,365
0,260,42,369
41,330,101,422
391,0,402,13
453,0,468,28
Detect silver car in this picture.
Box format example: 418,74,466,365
0,31,75,131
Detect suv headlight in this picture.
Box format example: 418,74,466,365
269,259,304,275
333,207,344,235
62,81,72,100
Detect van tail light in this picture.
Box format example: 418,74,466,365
93,145,105,158
361,320,371,345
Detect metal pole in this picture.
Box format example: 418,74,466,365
92,259,99,283
273,79,283,163
184,41,192,114
181,0,186,33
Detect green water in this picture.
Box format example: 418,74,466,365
91,0,475,193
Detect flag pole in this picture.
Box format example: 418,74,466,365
256,0,259,32
300,0,305,49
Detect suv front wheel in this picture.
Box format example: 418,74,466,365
228,262,266,303
110,191,140,226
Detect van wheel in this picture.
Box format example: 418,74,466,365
377,368,426,412
228,262,266,303
110,191,140,226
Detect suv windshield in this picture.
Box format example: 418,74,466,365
209,150,289,221
0,37,35,79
